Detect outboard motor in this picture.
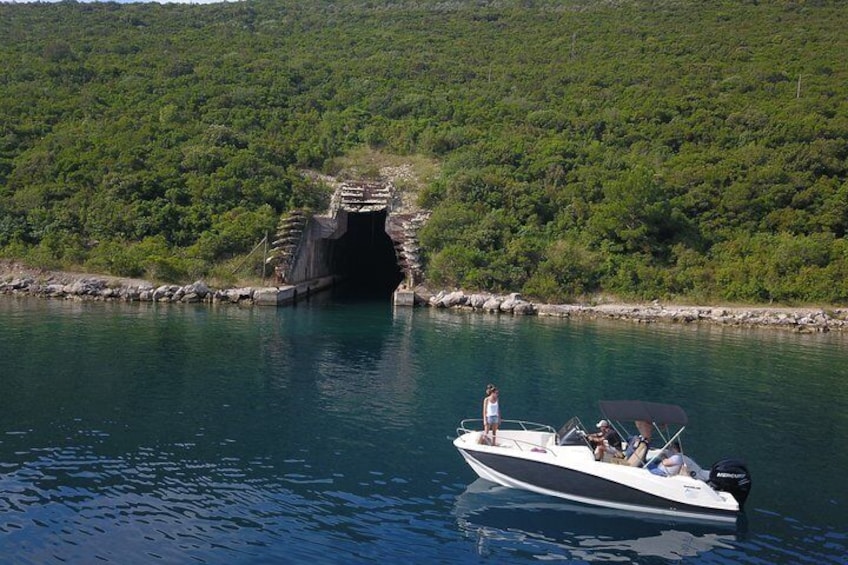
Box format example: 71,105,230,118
708,459,752,509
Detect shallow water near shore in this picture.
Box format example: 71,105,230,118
0,295,845,563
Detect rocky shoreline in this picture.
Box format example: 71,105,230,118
1,262,846,332
0,270,260,306
424,289,848,332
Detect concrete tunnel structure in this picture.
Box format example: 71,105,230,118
263,180,428,304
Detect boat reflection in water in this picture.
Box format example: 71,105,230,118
454,479,743,561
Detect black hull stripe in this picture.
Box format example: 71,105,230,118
463,449,737,519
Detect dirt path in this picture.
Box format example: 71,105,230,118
0,260,152,288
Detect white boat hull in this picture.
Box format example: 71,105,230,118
454,429,741,523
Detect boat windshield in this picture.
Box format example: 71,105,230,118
556,416,590,446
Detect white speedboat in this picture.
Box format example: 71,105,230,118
453,400,751,523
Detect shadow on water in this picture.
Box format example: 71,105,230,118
454,479,743,562
309,279,398,305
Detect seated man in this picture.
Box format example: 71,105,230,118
647,441,684,476
586,419,623,461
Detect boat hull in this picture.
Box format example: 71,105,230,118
456,441,739,523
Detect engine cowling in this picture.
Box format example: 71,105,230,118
708,458,752,509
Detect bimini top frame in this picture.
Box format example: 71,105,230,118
599,400,689,467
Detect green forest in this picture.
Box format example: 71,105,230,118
1,0,846,304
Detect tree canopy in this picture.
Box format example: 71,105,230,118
1,0,846,303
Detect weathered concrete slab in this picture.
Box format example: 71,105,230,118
393,289,416,307
254,287,296,306
251,276,336,306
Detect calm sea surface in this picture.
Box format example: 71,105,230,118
0,294,845,564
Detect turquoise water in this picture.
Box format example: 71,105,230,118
0,295,846,563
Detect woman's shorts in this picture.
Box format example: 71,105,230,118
486,415,499,425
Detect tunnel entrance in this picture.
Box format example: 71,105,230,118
332,210,403,299
268,181,427,304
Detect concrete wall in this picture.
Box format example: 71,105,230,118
254,276,337,306
287,215,343,284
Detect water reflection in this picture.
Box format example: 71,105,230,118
454,479,741,561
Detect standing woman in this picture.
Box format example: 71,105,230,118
481,384,500,445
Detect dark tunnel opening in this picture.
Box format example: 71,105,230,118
331,210,404,299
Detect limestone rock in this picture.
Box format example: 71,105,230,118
467,294,489,309
482,296,502,312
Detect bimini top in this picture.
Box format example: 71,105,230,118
599,400,688,426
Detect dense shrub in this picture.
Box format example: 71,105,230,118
0,0,846,301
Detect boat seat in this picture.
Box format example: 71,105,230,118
601,451,625,463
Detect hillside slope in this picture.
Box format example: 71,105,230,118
1,0,846,303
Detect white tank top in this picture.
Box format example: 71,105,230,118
486,399,499,417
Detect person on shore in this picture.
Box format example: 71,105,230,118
587,419,623,461
647,441,684,476
480,384,500,445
